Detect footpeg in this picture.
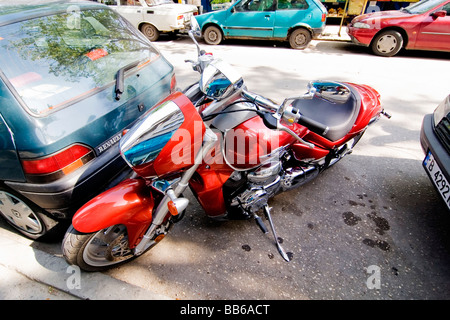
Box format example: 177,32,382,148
263,205,292,262
254,213,268,234
381,109,392,119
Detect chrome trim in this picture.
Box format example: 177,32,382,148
421,32,450,36
223,26,273,31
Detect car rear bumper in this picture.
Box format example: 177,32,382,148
420,113,450,182
312,26,325,38
5,142,132,219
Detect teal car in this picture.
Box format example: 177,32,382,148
195,0,327,49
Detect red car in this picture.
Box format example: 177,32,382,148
347,0,450,56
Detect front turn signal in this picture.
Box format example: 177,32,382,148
168,200,179,216
167,197,190,216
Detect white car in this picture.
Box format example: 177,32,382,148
107,0,198,41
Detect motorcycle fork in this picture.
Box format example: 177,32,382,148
133,127,218,256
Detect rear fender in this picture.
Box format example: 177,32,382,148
347,82,383,130
72,178,154,248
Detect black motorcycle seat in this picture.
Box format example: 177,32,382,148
292,88,360,141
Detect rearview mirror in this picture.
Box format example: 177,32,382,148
307,81,351,104
432,10,447,18
200,59,243,100
190,16,201,37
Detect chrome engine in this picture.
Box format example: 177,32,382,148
228,161,281,214
225,157,319,217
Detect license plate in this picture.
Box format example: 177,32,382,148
423,150,450,210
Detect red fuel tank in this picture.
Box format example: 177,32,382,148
223,116,308,170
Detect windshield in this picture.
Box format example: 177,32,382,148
402,0,445,14
0,8,159,116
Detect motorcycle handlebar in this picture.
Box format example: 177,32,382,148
243,90,329,136
242,90,279,111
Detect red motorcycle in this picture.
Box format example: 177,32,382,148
62,27,390,271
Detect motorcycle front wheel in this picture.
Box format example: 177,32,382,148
62,224,139,272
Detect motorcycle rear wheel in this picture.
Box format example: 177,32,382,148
327,131,365,168
62,224,139,272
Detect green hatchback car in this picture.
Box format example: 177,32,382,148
0,1,175,239
195,0,327,49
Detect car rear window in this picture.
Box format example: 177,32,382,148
0,8,160,116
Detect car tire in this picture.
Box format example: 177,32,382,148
371,30,403,57
0,186,57,240
141,23,160,42
289,28,311,49
204,26,223,45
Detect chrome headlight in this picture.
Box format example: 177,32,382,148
353,22,371,29
433,95,450,127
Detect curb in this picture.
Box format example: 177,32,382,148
0,227,171,300
319,25,352,42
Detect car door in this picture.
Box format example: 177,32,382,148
415,1,450,51
223,0,276,38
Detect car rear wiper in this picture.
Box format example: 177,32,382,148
115,60,140,101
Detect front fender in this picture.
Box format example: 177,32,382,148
72,178,154,248
197,10,229,33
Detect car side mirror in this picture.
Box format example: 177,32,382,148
432,10,447,18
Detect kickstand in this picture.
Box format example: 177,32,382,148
263,205,293,262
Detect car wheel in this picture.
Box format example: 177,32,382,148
204,26,222,45
141,23,159,42
289,28,311,49
0,187,48,239
371,30,403,57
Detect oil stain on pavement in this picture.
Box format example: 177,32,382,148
342,194,392,252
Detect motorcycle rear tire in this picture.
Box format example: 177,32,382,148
326,131,365,168
62,224,144,272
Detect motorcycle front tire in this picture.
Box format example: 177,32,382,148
62,224,144,272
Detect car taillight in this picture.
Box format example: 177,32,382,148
322,13,326,22
177,15,184,20
21,144,95,183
